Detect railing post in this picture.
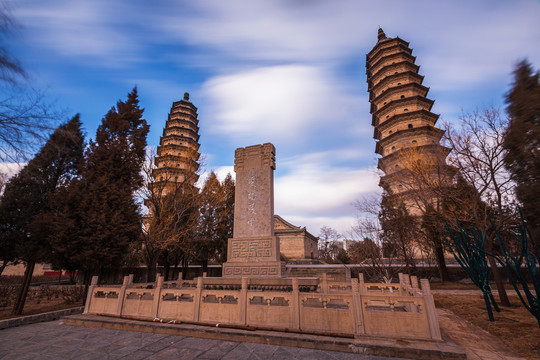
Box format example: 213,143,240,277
115,275,131,316
152,275,164,319
411,276,419,295
240,277,248,325
403,274,411,295
322,273,329,294
193,276,203,322
291,278,300,330
358,273,367,295
351,278,365,335
398,273,405,295
420,278,441,340
83,275,99,314
345,266,351,282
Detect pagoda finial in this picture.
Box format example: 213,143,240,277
378,27,387,42
184,92,190,101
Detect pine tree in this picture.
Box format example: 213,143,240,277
0,115,84,314
504,60,540,248
49,88,149,285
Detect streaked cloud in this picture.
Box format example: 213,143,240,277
6,0,540,235
201,65,364,149
275,151,381,235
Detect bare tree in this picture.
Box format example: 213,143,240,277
0,89,59,161
391,142,455,281
443,107,516,305
351,196,405,282
443,108,515,216
140,147,202,281
318,226,342,263
0,6,58,162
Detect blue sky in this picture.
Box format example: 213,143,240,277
3,0,540,237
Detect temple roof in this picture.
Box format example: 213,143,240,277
274,215,318,241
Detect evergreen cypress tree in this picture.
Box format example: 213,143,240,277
504,60,540,247
50,88,149,284
0,115,84,315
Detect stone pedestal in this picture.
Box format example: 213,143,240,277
223,143,284,277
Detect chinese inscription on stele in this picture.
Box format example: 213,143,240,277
223,143,285,278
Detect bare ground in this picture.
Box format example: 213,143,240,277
434,294,540,360
0,298,83,321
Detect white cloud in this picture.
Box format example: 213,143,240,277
201,65,361,147
274,150,380,235
197,166,235,187
283,215,359,240
156,0,367,62
0,163,24,193
0,162,24,177
15,0,540,90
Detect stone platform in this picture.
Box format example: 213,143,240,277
63,313,466,359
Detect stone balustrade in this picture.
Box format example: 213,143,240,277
84,273,441,341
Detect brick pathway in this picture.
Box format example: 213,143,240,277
0,320,406,360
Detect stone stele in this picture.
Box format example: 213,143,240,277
222,143,285,278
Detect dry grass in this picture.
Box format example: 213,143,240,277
431,281,522,291
0,297,83,320
435,294,540,359
431,282,479,290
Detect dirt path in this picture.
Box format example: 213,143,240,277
437,308,524,360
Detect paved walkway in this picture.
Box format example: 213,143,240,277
0,320,406,360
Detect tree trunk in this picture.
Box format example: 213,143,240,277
181,256,189,280
487,255,510,306
172,260,179,281
0,258,7,277
12,260,35,316
434,244,450,282
163,257,170,281
82,266,98,306
147,257,157,283
69,271,76,284
202,259,208,276
485,232,511,307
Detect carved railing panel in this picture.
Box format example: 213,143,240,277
121,289,156,319
246,291,293,328
157,289,197,321
88,287,121,316
299,294,355,334
361,295,430,339
199,290,242,324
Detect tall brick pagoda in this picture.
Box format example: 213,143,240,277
151,92,201,195
366,28,451,214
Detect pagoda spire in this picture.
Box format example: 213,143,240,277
377,27,387,42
